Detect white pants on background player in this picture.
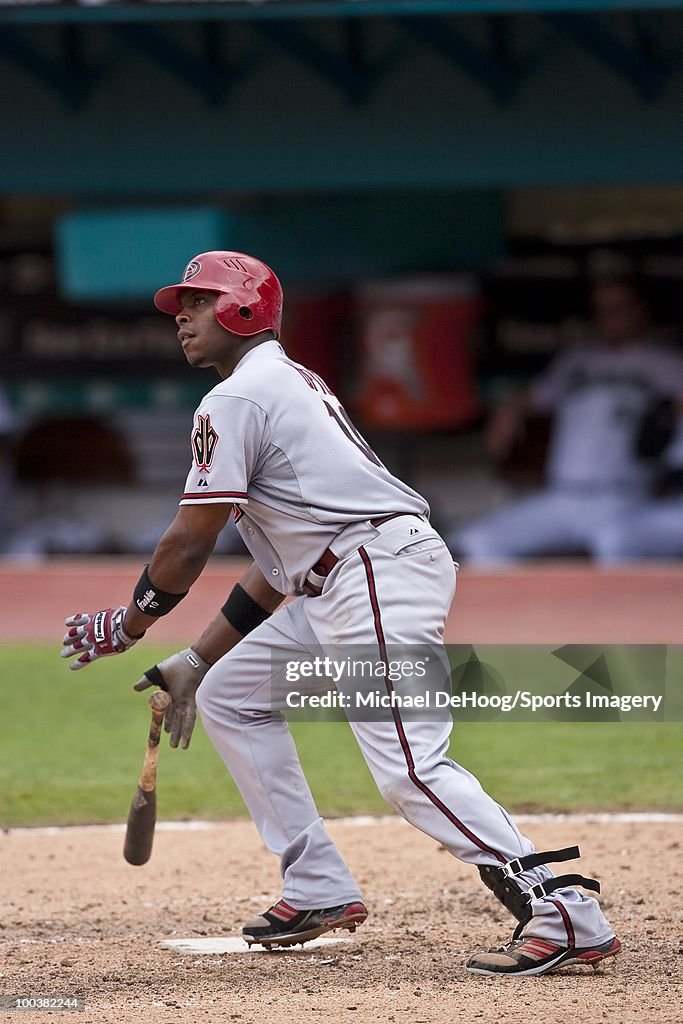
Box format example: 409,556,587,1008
594,495,683,561
197,515,613,947
452,489,645,565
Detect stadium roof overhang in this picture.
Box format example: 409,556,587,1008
0,0,679,108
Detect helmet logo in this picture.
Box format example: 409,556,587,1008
222,256,249,274
183,260,201,282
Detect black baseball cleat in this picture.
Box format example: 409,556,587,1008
466,934,622,976
242,899,368,949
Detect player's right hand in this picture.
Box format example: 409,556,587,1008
61,607,143,670
133,648,212,750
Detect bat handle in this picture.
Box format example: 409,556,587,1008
148,710,166,748
139,691,172,791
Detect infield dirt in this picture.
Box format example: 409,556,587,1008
2,817,681,1024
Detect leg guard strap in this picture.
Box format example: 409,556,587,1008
502,845,581,877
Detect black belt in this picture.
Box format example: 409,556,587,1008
302,513,410,597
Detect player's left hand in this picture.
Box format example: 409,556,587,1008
133,648,212,749
61,607,143,670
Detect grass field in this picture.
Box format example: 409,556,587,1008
1,643,681,827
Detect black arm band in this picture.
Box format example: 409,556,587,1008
221,584,272,636
133,565,189,617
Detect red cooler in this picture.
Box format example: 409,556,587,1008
353,276,482,431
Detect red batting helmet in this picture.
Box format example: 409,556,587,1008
154,251,283,338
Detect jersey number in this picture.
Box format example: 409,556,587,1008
324,400,382,467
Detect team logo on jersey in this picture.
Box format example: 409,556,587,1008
182,260,201,282
192,414,219,471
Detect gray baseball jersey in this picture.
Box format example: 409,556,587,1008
179,340,428,593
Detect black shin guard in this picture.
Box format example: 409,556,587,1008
479,864,533,926
479,846,600,932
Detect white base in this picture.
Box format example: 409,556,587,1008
161,935,354,956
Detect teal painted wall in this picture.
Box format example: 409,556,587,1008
56,192,504,295
0,14,681,196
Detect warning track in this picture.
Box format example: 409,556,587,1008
2,557,682,644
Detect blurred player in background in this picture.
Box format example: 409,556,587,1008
450,277,683,564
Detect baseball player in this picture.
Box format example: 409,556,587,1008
451,278,683,564
61,252,621,976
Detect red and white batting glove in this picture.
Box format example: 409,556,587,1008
61,607,143,671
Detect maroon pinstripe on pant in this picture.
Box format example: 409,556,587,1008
358,544,507,867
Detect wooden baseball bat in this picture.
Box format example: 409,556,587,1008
123,689,172,866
